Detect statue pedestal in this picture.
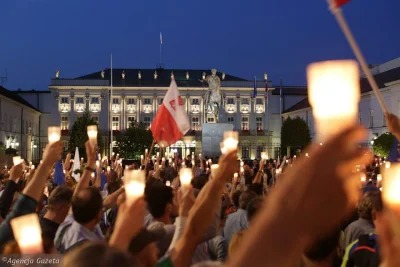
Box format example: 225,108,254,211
202,123,234,159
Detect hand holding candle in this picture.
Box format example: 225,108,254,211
221,131,239,154
10,213,43,254
180,168,192,192
124,170,146,204
87,125,98,148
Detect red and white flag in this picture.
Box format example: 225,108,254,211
151,80,190,147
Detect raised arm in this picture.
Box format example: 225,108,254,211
73,141,96,197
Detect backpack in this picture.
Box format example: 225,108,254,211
343,233,380,267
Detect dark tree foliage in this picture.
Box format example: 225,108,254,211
373,132,395,157
281,116,311,155
116,122,154,159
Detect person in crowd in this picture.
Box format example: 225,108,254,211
223,190,257,245
246,197,263,223
341,190,377,251
40,185,73,253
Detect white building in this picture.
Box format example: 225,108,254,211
0,86,41,163
18,68,308,159
282,57,400,147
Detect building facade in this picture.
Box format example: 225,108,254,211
18,68,308,159
282,57,400,147
0,86,41,163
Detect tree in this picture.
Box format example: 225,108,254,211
281,117,311,156
68,113,103,158
372,132,395,157
116,122,154,159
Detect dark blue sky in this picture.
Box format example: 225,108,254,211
1,0,399,90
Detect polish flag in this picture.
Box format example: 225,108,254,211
151,80,190,147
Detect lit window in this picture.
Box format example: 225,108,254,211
241,98,249,105
144,98,152,105
228,117,234,124
91,97,99,104
127,116,136,127
91,116,99,123
61,97,69,104
242,145,249,159
256,117,263,130
76,97,84,104
227,98,235,105
112,117,120,130
143,116,151,127
61,116,69,130
191,99,200,105
256,98,263,105
112,98,120,104
191,117,200,130
128,98,135,105
159,98,163,105
241,117,249,130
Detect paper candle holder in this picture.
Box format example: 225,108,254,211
211,164,219,177
10,213,43,254
124,170,146,203
221,131,239,154
87,125,98,147
180,168,192,192
307,60,360,143
13,156,22,166
48,126,61,143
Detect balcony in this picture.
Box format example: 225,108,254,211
143,104,152,113
90,104,101,113
75,103,85,113
240,104,250,113
127,104,136,114
225,104,236,114
255,104,264,113
191,105,200,114
59,103,70,113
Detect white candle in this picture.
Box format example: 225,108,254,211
240,161,244,167
107,166,111,172
48,126,61,143
13,156,22,165
180,168,192,192
112,152,115,156
192,160,195,166
10,213,43,254
96,160,100,167
261,152,267,159
386,162,391,169
377,174,382,182
29,161,32,166
87,125,98,147
145,149,148,154
31,165,35,170
157,152,160,157
199,153,202,158
360,173,366,183
124,170,146,203
222,131,239,154
382,164,400,208
233,173,238,182
307,60,360,143
162,157,165,162
211,164,219,177
91,173,95,178
125,165,128,169
166,181,171,187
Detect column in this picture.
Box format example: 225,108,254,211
26,134,32,163
85,94,90,114
235,96,241,130
121,95,125,131
69,94,75,129
137,96,141,122
250,98,256,133
99,91,108,132
201,97,205,125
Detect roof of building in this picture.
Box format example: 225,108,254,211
271,86,308,96
73,68,248,87
0,86,40,112
16,89,51,94
283,66,400,114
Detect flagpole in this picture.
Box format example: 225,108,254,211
328,1,389,113
279,78,283,159
266,81,270,159
255,76,258,159
159,32,162,67
110,54,113,159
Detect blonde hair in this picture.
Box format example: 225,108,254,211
228,230,246,256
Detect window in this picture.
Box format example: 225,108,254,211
112,117,120,130
143,116,151,127
227,98,235,105
274,147,281,160
191,117,200,130
61,97,69,104
159,98,163,105
128,98,135,105
370,110,374,128
61,116,69,130
191,99,200,105
112,98,120,104
127,116,136,127
227,117,234,124
91,116,99,123
256,117,263,130
144,98,152,105
242,145,249,159
241,98,249,105
241,117,249,130
207,116,215,123
256,98,263,105
256,146,263,159
76,97,84,104
91,97,99,104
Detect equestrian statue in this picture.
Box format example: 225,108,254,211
203,69,224,123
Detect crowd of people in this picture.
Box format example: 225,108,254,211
0,113,400,267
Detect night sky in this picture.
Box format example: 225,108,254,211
1,0,399,90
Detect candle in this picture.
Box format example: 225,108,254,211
199,153,202,158
240,167,244,173
98,153,101,160
166,181,171,187
307,60,360,142
240,161,244,167
31,165,35,170
40,160,43,164
386,162,391,169
157,152,160,157
382,164,400,208
107,166,111,172
91,173,95,178
169,158,172,163
221,131,239,154
180,168,192,192
10,213,43,254
29,161,32,166
233,173,238,181
87,125,98,147
159,164,162,169
192,160,195,166
96,160,100,167
140,155,144,161
211,164,219,177
145,149,148,154
4,165,7,169
192,152,194,157
162,157,165,162
360,173,366,183
125,165,128,169
63,170,65,174
48,126,61,143
261,152,267,159
124,170,146,204
13,156,22,165
117,153,120,157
